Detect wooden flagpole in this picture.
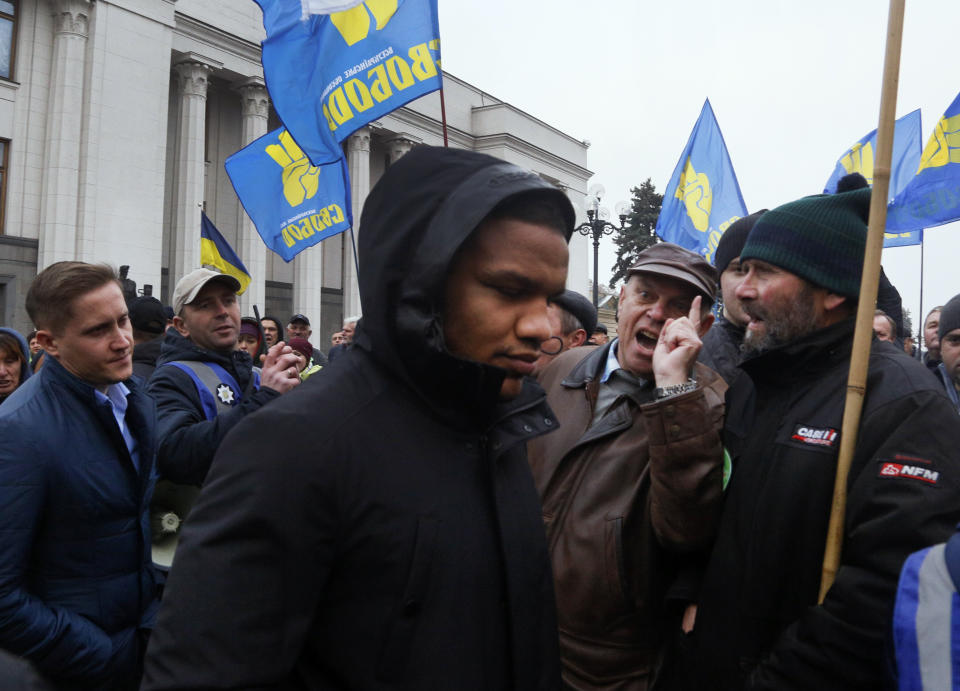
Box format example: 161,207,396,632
819,0,906,602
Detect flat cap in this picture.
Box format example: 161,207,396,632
627,243,717,302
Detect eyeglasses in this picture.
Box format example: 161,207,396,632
539,336,564,356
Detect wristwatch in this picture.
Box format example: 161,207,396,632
655,377,698,400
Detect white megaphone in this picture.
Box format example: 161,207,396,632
150,480,200,569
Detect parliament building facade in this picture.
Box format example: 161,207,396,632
0,0,593,341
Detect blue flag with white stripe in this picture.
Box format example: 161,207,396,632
655,99,747,263
254,0,441,165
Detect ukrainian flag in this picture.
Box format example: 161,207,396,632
200,212,252,294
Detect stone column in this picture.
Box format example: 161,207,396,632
385,135,417,164
292,245,324,334
171,56,218,284
39,0,92,269
236,78,269,315
344,127,371,318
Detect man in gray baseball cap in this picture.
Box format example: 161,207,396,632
527,242,727,689
148,268,301,489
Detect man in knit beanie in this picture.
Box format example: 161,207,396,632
936,294,960,412
699,209,766,385
688,184,960,689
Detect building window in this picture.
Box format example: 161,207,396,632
0,1,15,81
0,139,8,233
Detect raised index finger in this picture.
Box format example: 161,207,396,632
688,295,702,330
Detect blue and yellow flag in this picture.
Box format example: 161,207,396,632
655,99,747,263
200,212,252,294
823,109,923,248
225,127,353,262
254,0,441,165
823,109,922,197
887,91,960,235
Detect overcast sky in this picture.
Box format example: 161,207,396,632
439,0,960,334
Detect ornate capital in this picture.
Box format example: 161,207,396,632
174,61,212,98
347,127,372,154
51,0,91,36
385,136,419,164
238,82,270,119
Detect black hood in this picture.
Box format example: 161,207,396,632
353,145,574,425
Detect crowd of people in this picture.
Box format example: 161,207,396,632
1,147,959,690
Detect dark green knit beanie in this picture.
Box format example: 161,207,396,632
740,186,871,297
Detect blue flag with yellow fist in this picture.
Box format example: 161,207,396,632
225,127,353,262
887,91,960,235
823,109,922,197
823,109,923,248
656,99,747,263
255,0,441,165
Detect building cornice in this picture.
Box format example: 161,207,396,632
174,12,263,77
472,133,593,185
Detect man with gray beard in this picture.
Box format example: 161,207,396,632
686,183,960,689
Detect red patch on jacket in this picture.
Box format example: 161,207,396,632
878,461,940,485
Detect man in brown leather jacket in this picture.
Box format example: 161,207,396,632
527,243,727,690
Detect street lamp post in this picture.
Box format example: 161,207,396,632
576,184,629,307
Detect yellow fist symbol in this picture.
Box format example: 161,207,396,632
840,142,874,183
675,158,712,232
918,112,960,172
330,0,398,46
265,130,321,207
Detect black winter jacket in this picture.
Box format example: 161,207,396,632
691,320,960,689
142,146,573,690
699,316,745,388
146,330,281,485
132,337,163,382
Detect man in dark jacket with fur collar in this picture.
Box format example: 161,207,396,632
143,146,575,690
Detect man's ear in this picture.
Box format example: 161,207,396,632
173,315,190,338
569,329,588,348
697,312,715,337
823,293,847,312
35,329,58,358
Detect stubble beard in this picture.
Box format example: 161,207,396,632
740,285,819,357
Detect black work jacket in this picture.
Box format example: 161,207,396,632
692,320,960,690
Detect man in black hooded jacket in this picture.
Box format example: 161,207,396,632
142,146,575,690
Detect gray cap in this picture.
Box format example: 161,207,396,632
172,268,241,315
626,242,718,303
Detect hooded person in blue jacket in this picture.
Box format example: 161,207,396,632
0,262,160,689
0,326,31,405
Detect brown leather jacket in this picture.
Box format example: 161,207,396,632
527,342,726,690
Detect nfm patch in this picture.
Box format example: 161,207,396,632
879,454,941,485
791,425,839,448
